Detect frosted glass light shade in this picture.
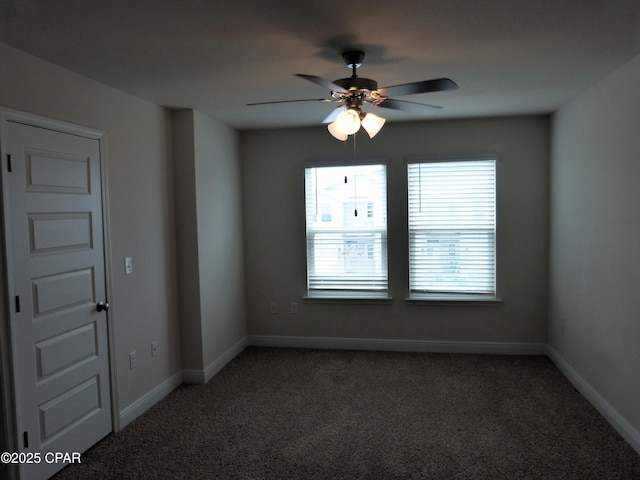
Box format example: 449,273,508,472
334,109,361,135
361,113,386,138
327,122,348,141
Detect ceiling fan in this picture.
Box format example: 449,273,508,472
247,50,458,140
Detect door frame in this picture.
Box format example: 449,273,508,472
0,107,119,478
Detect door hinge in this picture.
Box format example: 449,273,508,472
15,295,20,313
23,431,29,448
7,154,12,172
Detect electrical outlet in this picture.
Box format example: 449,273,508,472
124,257,133,275
291,302,298,314
151,341,158,357
269,301,278,314
129,351,137,369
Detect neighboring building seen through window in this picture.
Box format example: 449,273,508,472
305,164,387,295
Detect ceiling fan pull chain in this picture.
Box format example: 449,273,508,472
354,149,358,217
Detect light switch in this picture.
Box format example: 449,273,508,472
124,257,133,275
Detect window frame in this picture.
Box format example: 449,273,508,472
303,160,391,301
405,156,500,303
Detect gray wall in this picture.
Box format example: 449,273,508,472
0,42,248,449
191,111,247,368
0,42,182,418
172,110,204,370
549,54,640,435
173,109,247,376
241,116,550,345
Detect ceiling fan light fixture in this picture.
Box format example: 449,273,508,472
360,112,386,138
334,108,361,135
327,121,349,141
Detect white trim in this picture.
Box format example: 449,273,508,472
248,336,640,454
119,371,183,429
248,335,547,355
87,335,640,458
119,337,249,428
183,336,249,385
0,107,105,139
407,153,499,165
546,346,640,455
305,157,389,168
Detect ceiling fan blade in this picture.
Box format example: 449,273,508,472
295,74,349,93
377,98,442,115
247,98,332,106
322,106,346,123
377,78,458,97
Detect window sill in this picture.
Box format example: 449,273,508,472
304,291,393,304
405,293,502,306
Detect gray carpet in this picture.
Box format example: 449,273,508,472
54,347,640,479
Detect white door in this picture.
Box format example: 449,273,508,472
1,116,112,480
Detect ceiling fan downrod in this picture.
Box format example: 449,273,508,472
334,51,378,93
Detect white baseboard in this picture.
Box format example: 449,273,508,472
118,370,183,430
547,346,640,456
116,336,639,457
182,336,249,385
248,334,547,355
119,337,250,428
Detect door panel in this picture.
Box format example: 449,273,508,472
35,322,98,380
25,149,91,194
29,212,94,253
2,118,111,480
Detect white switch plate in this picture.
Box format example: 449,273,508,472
124,257,133,275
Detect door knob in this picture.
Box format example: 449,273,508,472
96,301,110,312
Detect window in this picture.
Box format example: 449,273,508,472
305,164,387,296
408,159,496,297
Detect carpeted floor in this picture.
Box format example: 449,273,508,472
54,347,640,479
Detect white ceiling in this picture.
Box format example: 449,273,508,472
1,0,639,130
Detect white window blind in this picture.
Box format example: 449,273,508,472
408,159,496,295
305,164,387,293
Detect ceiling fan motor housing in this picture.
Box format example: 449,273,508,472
334,77,378,92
